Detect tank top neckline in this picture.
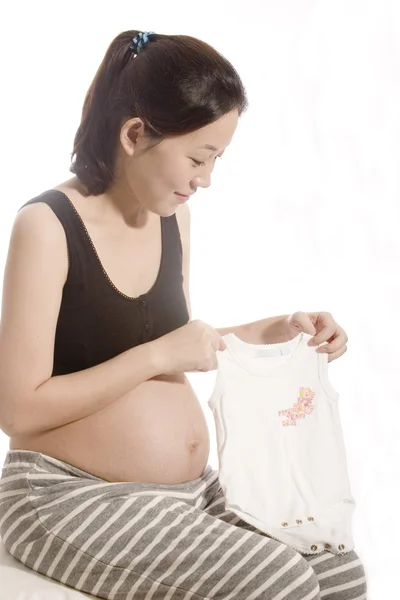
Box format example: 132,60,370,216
50,188,165,302
224,332,305,377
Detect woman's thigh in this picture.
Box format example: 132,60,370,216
205,485,368,600
1,451,320,600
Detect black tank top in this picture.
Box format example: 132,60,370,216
19,190,190,376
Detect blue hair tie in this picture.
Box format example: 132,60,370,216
129,31,155,54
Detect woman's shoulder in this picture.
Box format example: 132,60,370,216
10,185,71,280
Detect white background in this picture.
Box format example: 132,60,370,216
1,0,399,597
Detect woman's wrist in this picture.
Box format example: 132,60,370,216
146,337,171,376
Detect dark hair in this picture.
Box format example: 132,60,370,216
70,30,249,195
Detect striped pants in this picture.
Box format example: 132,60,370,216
0,450,367,599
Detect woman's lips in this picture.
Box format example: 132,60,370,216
175,192,190,201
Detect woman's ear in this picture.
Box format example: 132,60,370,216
120,118,145,156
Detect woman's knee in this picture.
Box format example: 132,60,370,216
253,545,321,600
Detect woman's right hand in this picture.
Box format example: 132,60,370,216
153,320,227,374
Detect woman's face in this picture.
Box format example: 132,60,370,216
118,109,239,217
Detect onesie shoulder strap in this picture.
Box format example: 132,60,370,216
207,338,236,411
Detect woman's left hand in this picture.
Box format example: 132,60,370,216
284,311,348,363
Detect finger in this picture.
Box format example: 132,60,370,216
210,338,219,352
316,332,347,353
210,332,225,352
308,325,337,346
325,346,348,363
203,358,217,372
287,312,312,336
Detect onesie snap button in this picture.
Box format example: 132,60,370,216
338,544,345,551
310,545,318,551
307,516,314,521
296,519,303,524
281,522,289,527
140,299,148,308
144,324,151,332
324,543,332,550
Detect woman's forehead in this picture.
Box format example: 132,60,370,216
178,114,239,152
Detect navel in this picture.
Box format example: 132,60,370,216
189,439,200,451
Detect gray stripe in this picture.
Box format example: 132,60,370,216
0,450,366,599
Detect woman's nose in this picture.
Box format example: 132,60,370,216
193,175,211,189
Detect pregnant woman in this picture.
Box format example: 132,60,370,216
0,30,366,599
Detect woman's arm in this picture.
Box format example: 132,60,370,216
176,204,290,345
0,204,165,437
215,314,290,344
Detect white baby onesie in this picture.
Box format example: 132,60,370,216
208,331,356,556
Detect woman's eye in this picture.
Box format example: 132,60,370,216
191,156,220,167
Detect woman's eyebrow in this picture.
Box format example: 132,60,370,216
197,144,225,156
197,144,218,151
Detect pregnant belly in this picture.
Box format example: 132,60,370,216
9,374,211,484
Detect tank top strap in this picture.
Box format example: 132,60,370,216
18,189,100,277
18,189,183,286
163,211,182,253
157,211,183,287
